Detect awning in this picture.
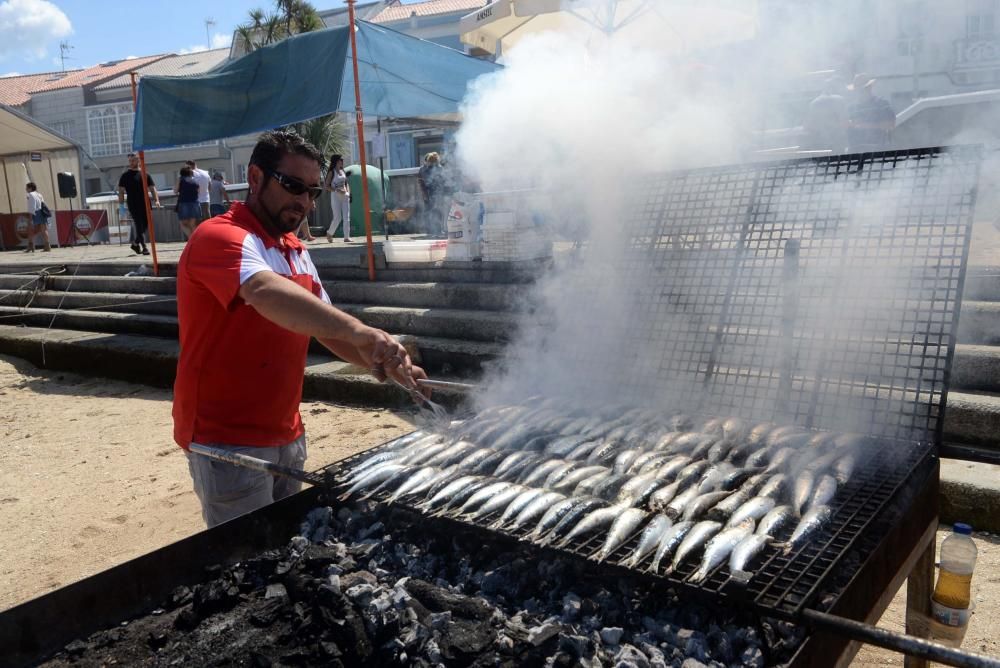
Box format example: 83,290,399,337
0,104,83,215
133,21,501,151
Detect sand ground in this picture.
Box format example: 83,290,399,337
0,355,996,666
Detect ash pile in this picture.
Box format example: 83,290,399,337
46,503,801,668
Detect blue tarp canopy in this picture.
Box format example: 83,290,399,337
133,21,500,150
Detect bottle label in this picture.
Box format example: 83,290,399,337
932,570,973,609
931,600,971,627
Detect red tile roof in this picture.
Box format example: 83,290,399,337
0,54,168,106
0,71,74,106
373,0,485,23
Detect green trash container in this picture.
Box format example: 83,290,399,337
342,164,389,237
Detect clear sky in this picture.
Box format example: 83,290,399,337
0,0,353,76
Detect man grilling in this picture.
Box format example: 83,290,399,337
174,130,429,528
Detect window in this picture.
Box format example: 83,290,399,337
86,103,134,157
967,0,997,38
237,164,247,182
48,120,71,139
897,1,925,56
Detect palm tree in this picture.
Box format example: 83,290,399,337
236,1,348,158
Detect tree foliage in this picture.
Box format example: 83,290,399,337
237,0,347,159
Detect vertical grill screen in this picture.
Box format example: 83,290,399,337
612,147,979,445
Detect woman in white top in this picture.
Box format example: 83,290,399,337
324,154,351,243
24,182,51,252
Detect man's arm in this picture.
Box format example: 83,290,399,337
239,270,416,384
117,186,126,205
148,183,161,207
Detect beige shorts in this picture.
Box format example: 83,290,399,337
186,434,307,528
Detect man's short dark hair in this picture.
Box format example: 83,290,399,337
26,182,36,191
249,130,325,174
185,160,195,167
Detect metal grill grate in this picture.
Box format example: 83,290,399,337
612,147,979,445
324,435,933,618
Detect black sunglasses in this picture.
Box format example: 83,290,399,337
266,169,323,201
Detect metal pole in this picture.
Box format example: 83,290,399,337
130,72,159,277
346,0,377,281
803,609,1000,668
378,116,388,241
189,444,324,487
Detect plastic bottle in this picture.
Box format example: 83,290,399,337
931,523,977,627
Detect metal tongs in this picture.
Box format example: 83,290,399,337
388,377,451,421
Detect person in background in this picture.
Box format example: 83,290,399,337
803,78,848,153
847,73,895,152
324,153,351,243
118,152,161,256
174,130,428,527
185,159,212,220
208,171,231,218
418,152,444,237
24,182,51,253
174,166,201,239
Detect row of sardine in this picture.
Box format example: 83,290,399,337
339,401,863,583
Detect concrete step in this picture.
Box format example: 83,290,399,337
0,260,173,278
951,344,1000,392
0,273,175,296
0,305,502,377
335,303,516,342
326,280,530,312
0,289,177,316
0,324,466,410
314,261,548,285
956,301,1000,345
942,390,1000,451
964,267,1000,301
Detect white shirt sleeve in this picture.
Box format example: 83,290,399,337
238,234,276,286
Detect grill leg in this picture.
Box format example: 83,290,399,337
904,527,937,668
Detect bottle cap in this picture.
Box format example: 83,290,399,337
953,522,972,535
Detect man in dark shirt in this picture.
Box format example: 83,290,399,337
117,152,161,255
847,74,895,152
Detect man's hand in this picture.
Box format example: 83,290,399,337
350,325,431,394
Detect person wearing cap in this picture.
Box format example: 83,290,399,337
208,171,231,218
846,74,895,151
803,78,848,153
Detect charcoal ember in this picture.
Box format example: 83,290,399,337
300,506,334,542
248,651,274,667
404,578,492,621
561,592,582,621
707,628,734,663
438,617,493,660
296,543,342,573
580,597,599,616
313,584,373,661
526,617,563,646
636,641,669,668
359,520,385,540
740,645,765,668
345,583,376,607
168,585,194,609
558,632,592,659
479,564,520,598
680,659,709,668
338,556,358,573
429,610,452,630
63,639,88,657
249,597,286,628
147,630,170,650
264,583,287,599
348,538,381,560
674,628,709,662
600,626,624,645
92,627,123,648
282,572,319,602
341,569,378,590
613,643,650,668
173,606,200,631
288,535,309,554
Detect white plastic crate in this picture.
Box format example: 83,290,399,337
482,220,552,262
383,239,448,263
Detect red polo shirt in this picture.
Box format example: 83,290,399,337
172,202,330,448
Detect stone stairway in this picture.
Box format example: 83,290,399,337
0,259,998,460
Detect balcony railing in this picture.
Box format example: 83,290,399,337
954,36,1000,69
